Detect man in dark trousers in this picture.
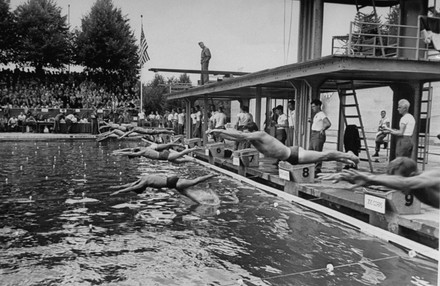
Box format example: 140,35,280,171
199,42,211,85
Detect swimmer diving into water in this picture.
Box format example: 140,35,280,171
110,173,219,205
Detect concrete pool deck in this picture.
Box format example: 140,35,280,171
1,132,438,255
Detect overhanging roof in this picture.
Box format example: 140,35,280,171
165,55,440,101
315,0,399,6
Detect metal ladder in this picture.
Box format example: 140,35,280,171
336,80,374,172
417,84,433,170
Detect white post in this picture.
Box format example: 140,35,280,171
140,67,143,113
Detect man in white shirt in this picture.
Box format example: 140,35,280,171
383,99,415,158
148,111,156,127
193,105,202,138
167,109,174,129
211,107,228,142
309,99,331,174
287,100,295,146
177,108,185,135
274,105,288,145
190,107,198,137
138,109,146,127
65,113,78,133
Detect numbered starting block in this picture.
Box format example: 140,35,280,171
364,189,421,215
278,161,314,183
184,138,201,148
205,142,225,157
205,142,226,164
232,148,260,167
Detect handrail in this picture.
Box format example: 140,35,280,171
332,17,440,60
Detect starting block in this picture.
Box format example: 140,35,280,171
364,189,421,215
159,133,172,143
232,148,260,167
184,138,201,148
278,161,314,183
205,142,225,158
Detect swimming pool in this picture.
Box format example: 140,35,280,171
0,140,437,285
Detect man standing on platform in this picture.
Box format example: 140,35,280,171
309,99,331,176
199,42,211,85
383,99,415,158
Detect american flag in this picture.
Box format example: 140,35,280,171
139,26,150,65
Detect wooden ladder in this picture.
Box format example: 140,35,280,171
336,80,374,172
417,84,433,170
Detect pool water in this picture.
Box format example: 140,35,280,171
0,140,437,286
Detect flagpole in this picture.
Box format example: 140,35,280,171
139,15,143,114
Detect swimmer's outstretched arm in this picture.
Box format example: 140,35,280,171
206,128,247,142
109,179,141,189
112,148,144,156
110,178,146,196
117,130,135,140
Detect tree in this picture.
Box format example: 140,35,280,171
178,73,192,84
14,0,72,73
75,0,139,77
142,74,168,114
0,0,17,65
384,5,400,46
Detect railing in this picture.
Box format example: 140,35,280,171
332,16,440,60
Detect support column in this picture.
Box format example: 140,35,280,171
184,99,192,139
399,0,428,59
390,82,421,162
298,0,324,62
203,96,209,146
311,0,323,59
255,86,262,130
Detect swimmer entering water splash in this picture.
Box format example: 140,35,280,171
111,145,201,164
110,173,220,205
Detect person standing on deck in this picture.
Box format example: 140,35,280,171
199,42,211,85
177,108,185,135
190,107,198,137
383,99,415,158
309,99,331,176
211,106,228,142
373,110,390,157
287,100,296,146
234,105,253,150
274,105,288,145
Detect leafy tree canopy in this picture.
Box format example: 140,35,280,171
75,0,139,76
0,0,17,65
14,0,71,73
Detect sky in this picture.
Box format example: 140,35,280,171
8,0,428,84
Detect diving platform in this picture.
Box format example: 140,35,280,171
149,67,250,77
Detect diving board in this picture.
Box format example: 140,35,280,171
149,67,250,76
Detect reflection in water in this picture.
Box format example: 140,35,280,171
0,141,437,286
